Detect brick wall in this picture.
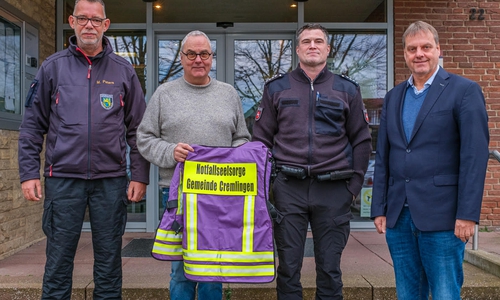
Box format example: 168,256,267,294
394,0,500,230
0,0,55,259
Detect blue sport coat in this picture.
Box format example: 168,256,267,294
371,67,489,231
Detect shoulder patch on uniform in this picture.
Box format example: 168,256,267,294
265,73,284,85
255,107,263,121
340,74,359,87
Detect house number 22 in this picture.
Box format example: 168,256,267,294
470,8,485,20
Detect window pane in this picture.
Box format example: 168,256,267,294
0,17,21,114
158,39,216,85
305,0,386,23
233,39,293,134
328,33,388,89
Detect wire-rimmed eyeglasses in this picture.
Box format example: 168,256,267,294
73,15,106,27
181,51,212,61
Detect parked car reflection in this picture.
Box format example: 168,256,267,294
352,158,375,218
363,159,375,188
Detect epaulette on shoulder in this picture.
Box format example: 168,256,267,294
340,74,359,87
265,73,284,85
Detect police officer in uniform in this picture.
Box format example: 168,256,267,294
252,23,372,300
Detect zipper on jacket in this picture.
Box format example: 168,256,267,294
76,47,93,77
307,84,315,167
301,68,318,168
120,94,124,106
76,47,93,179
49,165,53,177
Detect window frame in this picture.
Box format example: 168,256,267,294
0,2,39,130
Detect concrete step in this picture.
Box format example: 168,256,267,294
465,249,500,279
1,232,500,299
0,264,499,300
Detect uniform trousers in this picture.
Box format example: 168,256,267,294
42,177,128,300
272,173,352,300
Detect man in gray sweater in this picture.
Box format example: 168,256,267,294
137,30,250,300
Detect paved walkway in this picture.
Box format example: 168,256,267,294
0,231,499,299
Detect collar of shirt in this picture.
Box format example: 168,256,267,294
406,65,440,95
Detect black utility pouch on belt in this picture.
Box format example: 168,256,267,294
280,165,307,180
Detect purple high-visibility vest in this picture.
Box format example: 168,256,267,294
152,141,275,283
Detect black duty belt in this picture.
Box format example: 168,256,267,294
277,165,354,182
315,170,355,181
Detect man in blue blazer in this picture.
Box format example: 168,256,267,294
371,21,489,300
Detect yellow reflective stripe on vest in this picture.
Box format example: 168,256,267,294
152,241,183,256
152,229,182,256
243,195,255,252
185,193,198,250
184,261,275,277
184,194,257,254
155,228,182,242
184,249,274,263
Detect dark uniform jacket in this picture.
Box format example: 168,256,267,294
252,65,372,197
18,35,150,184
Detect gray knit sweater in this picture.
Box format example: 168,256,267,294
137,77,250,187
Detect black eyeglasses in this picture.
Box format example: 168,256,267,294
181,51,212,61
73,15,106,27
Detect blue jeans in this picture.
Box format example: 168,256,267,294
386,207,465,300
170,261,222,300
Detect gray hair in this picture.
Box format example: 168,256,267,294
402,21,439,48
74,0,106,18
180,31,211,52
296,23,329,45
